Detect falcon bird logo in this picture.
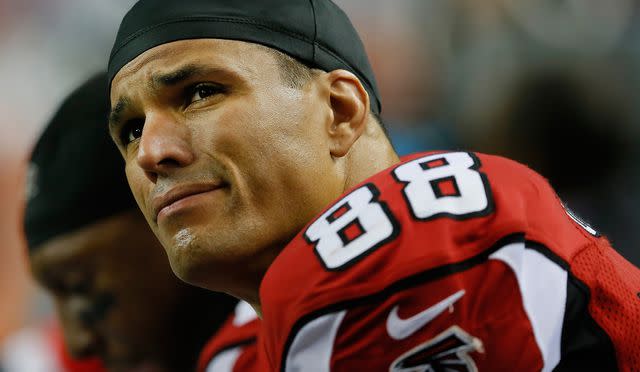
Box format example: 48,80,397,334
389,326,484,372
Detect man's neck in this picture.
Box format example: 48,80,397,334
235,127,399,314
342,129,400,192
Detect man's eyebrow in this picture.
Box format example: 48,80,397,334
151,64,218,88
108,64,230,128
109,97,130,128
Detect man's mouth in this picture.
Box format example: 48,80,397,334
152,182,226,223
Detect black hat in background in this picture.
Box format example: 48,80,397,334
107,0,382,114
24,72,135,251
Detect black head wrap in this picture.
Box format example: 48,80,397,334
24,72,135,251
108,0,381,114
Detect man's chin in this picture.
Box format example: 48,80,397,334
165,241,207,286
166,242,231,291
168,254,210,288
171,227,198,250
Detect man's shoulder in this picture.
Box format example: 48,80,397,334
259,151,640,371
259,150,602,367
263,151,594,293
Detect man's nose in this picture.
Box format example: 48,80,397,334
136,112,194,183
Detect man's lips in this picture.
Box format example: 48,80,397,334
151,183,225,222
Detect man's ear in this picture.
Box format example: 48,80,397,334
323,69,370,158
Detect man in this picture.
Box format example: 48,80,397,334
106,1,640,370
25,72,237,372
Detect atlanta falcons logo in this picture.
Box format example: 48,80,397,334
389,326,484,372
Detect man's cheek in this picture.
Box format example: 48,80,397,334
128,179,151,221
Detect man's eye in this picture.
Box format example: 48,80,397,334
120,119,144,145
188,83,225,105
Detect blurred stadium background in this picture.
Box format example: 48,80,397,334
1,0,639,369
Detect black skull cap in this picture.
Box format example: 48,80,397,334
107,0,381,114
24,72,135,251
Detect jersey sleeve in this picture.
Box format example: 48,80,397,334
260,151,640,371
197,301,263,372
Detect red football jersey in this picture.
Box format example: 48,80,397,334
260,151,640,371
197,301,263,372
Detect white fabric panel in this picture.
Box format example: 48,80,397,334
490,241,567,372
206,346,242,372
285,310,347,372
233,300,258,327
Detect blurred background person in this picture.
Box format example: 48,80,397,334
8,72,236,372
0,2,141,365
427,0,640,265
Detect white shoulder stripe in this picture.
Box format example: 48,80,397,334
206,346,243,372
233,301,258,327
490,241,567,372
285,310,347,372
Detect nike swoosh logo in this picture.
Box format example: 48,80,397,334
386,290,466,340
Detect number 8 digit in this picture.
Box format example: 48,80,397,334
305,184,400,270
393,152,493,220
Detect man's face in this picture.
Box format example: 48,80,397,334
109,39,344,287
31,211,193,372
